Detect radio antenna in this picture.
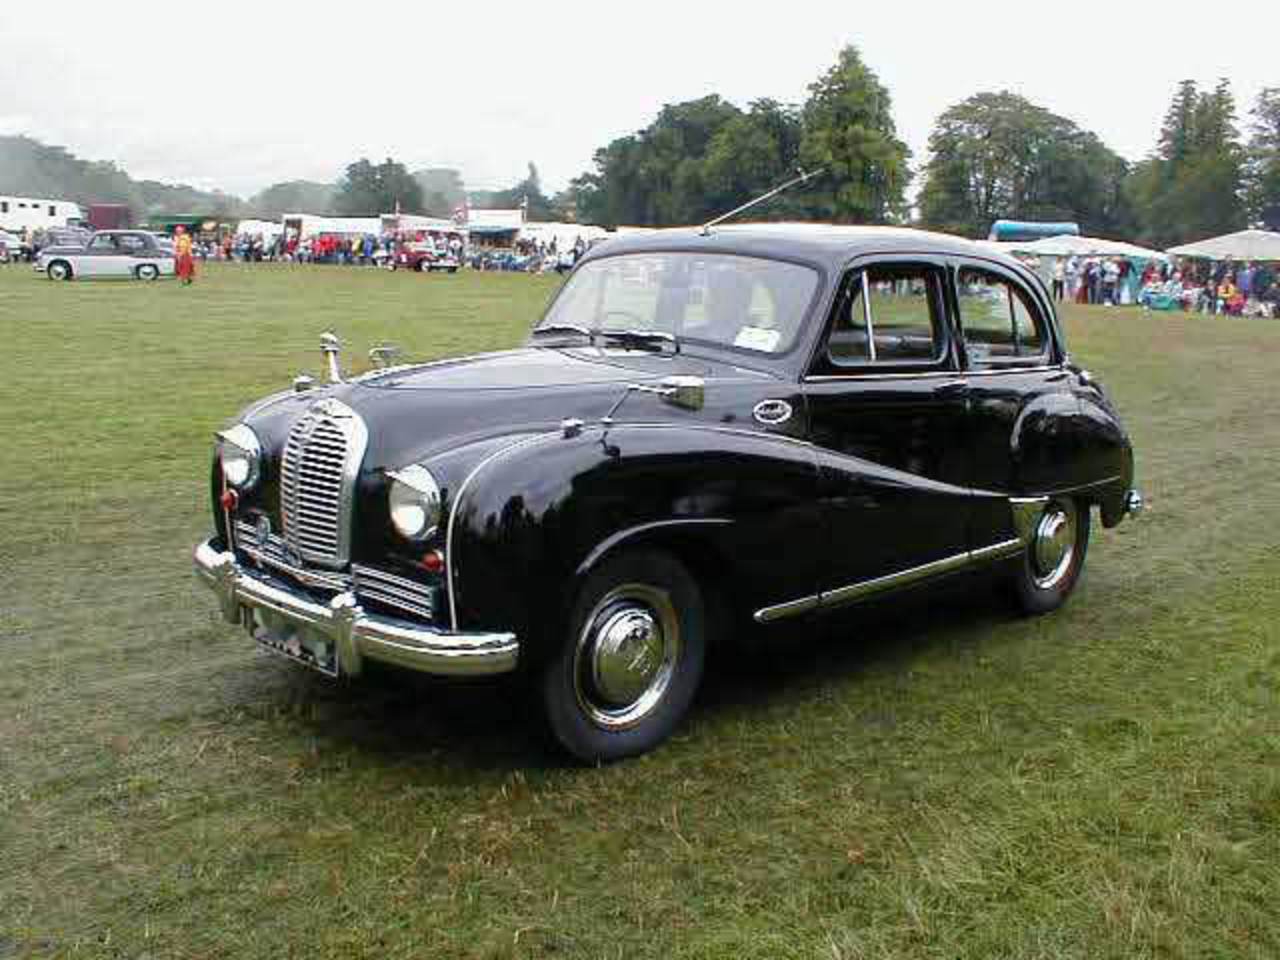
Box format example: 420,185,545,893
700,168,824,236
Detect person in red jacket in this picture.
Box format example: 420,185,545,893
174,226,196,285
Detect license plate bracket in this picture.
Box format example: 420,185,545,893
246,606,340,678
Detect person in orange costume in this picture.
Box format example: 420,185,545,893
174,225,196,285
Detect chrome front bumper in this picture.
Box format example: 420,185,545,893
193,539,518,678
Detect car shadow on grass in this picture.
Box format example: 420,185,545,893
236,571,1023,771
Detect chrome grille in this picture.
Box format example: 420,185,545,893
234,520,437,622
352,565,437,620
279,399,368,568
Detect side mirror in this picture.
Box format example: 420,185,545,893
660,375,705,411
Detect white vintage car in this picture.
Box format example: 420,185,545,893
35,230,175,281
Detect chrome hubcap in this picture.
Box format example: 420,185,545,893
574,584,680,730
1031,500,1077,590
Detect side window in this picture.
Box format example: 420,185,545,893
89,234,117,251
824,263,947,368
117,234,147,252
956,267,1048,364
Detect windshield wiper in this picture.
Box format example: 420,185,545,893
596,328,681,354
531,323,595,342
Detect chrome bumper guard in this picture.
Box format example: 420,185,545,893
193,539,518,678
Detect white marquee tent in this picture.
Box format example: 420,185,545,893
1166,229,1280,261
989,234,1168,260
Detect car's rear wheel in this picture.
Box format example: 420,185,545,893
1010,496,1090,615
417,260,429,273
47,260,72,281
540,549,706,763
136,263,160,281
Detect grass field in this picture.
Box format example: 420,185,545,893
2,262,1278,959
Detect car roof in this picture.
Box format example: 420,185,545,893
583,222,1026,273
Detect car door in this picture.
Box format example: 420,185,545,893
115,233,151,274
951,260,1075,546
802,257,973,606
79,232,119,277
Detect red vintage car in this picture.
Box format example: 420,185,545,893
393,241,459,273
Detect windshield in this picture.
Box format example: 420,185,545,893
536,253,819,355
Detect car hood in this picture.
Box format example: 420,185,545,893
241,345,779,473
37,244,87,256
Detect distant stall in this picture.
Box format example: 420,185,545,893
281,214,381,239
1166,229,1280,262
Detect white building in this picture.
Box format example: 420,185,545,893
0,196,85,233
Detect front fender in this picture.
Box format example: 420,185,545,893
445,423,823,666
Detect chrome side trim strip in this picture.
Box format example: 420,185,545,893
754,594,821,624
752,538,1025,624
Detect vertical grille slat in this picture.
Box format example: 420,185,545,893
278,401,368,569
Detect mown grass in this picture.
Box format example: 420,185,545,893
1,262,1278,959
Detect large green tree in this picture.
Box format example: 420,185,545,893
1128,79,1246,247
917,91,1134,238
570,48,905,227
333,158,423,216
1244,87,1280,226
798,46,910,223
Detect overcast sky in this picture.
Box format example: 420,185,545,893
1,2,1274,200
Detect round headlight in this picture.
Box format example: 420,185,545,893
388,464,442,541
217,423,262,490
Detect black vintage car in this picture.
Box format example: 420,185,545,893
194,224,1141,761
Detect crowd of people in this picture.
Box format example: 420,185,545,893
185,229,591,275
1020,254,1280,318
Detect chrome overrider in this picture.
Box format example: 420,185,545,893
193,539,519,677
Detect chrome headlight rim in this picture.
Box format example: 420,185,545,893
216,423,262,491
388,464,442,542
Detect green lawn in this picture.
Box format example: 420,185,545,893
2,262,1278,959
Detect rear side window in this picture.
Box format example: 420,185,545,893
824,263,947,368
117,234,147,252
956,267,1048,364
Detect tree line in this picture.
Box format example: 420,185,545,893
559,47,1279,247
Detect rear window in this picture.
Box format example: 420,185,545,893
956,267,1049,364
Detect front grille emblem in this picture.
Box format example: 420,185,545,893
254,514,272,547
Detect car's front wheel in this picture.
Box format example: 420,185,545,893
47,260,72,281
136,264,160,281
540,549,706,762
1011,496,1091,615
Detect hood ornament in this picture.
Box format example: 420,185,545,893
320,331,343,384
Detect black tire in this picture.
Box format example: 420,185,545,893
47,260,72,281
136,264,159,281
447,266,458,274
1010,496,1091,615
540,549,707,763
417,260,429,273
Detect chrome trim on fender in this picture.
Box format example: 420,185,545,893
194,539,516,677
753,538,1025,624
